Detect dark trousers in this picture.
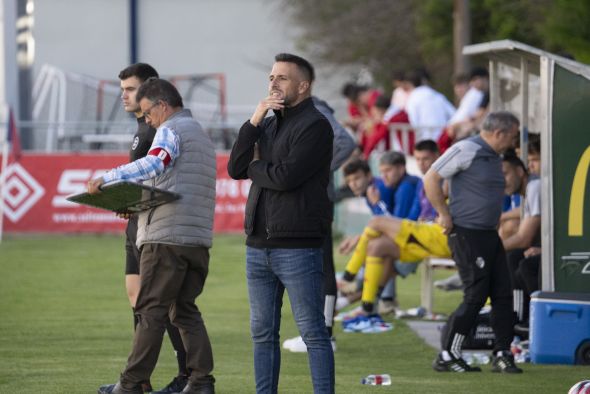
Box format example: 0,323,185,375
507,250,540,323
121,243,214,389
442,226,514,355
322,228,337,298
322,227,337,334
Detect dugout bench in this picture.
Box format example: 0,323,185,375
420,257,456,313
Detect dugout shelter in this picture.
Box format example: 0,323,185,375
463,39,590,295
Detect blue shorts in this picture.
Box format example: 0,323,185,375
394,261,419,278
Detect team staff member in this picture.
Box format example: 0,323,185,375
424,111,523,374
228,53,334,394
117,63,190,394
282,96,356,353
91,78,216,394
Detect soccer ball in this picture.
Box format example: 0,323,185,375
569,380,590,394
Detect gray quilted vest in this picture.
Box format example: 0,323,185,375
137,109,216,248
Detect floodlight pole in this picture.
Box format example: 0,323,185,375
129,0,138,64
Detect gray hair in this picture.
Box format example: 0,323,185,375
481,111,520,133
379,151,406,166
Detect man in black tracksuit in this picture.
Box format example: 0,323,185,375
424,111,523,374
228,53,334,394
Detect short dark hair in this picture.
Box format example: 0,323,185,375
374,95,390,110
343,159,371,177
136,77,183,108
528,134,541,155
414,139,439,154
392,70,405,82
342,83,359,100
118,63,159,82
469,66,489,80
403,69,423,87
503,152,528,175
274,53,315,82
453,73,469,85
417,67,432,84
379,151,406,166
481,111,520,133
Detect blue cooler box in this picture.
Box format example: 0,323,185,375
530,292,590,365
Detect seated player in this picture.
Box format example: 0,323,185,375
339,154,420,320
339,215,451,324
502,153,541,335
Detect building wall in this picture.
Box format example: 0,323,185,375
32,0,346,109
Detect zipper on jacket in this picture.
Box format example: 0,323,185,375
264,191,272,239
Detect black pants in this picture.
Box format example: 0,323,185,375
125,216,141,274
322,209,337,334
322,227,337,299
442,226,514,355
507,250,540,323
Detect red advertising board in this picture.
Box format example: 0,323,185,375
0,153,248,233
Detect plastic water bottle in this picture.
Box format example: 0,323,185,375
361,374,392,386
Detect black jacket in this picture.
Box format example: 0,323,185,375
227,97,333,243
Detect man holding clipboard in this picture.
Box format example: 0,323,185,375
89,78,217,394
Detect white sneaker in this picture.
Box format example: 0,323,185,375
282,335,337,353
434,273,463,291
282,335,302,351
378,299,399,315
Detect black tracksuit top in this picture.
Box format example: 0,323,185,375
227,97,333,248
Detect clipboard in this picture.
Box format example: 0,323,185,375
66,180,181,213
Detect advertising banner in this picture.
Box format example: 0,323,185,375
0,153,248,234
551,64,590,293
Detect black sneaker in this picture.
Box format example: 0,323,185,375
432,353,482,372
492,351,523,373
152,375,189,394
97,382,144,394
176,382,215,394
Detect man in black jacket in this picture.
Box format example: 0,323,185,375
228,53,334,394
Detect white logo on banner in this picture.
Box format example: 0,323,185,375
0,163,45,222
52,169,108,207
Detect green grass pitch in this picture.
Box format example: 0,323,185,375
0,234,587,393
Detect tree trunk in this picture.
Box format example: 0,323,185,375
453,0,471,75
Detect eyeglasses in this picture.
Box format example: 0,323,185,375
142,101,161,118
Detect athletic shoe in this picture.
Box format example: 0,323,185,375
434,273,463,291
282,335,301,351
97,382,144,394
342,314,371,332
491,351,524,373
432,353,482,372
361,315,394,334
174,382,215,394
378,299,398,315
343,314,393,333
334,305,364,322
282,335,337,352
152,375,189,394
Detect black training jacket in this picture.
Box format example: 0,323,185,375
227,97,333,240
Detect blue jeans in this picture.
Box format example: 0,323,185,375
246,247,335,394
